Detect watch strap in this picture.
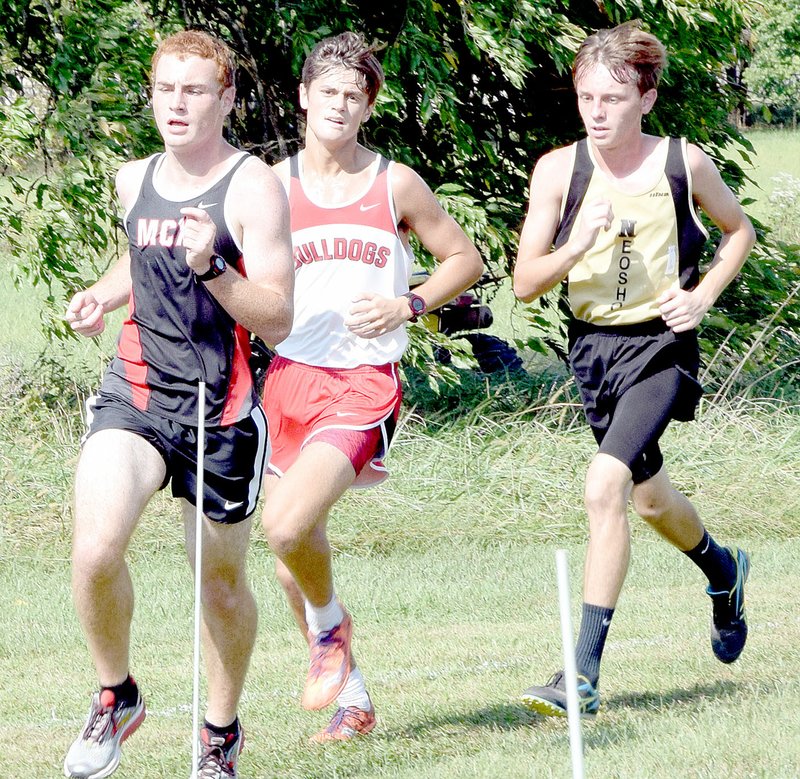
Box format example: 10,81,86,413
403,291,427,322
196,255,227,282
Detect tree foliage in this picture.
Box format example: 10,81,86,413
744,0,800,127
0,0,797,391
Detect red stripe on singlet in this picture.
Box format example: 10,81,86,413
118,289,151,411
220,257,255,425
220,323,253,426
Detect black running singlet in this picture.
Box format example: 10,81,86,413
101,152,257,427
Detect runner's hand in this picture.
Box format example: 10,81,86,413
570,198,613,257
66,290,106,338
657,288,710,332
180,207,218,273
345,292,407,339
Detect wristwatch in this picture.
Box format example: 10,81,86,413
403,292,427,322
196,254,227,282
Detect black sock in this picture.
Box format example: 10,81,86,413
683,530,736,592
574,603,614,687
204,717,239,738
102,675,139,708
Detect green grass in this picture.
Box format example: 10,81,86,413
1,364,798,776
2,536,799,778
734,128,800,242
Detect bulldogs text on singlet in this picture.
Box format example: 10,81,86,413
276,152,415,368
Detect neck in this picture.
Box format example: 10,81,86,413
302,132,367,177
161,136,234,183
590,132,651,179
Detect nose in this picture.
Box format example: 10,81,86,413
590,98,604,119
169,89,186,112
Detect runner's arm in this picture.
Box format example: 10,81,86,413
65,251,132,338
392,163,484,311
184,158,295,347
346,163,484,338
657,144,756,332
513,148,613,303
65,159,149,337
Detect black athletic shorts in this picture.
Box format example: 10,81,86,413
568,318,703,483
83,392,269,523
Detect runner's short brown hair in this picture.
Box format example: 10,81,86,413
151,30,236,94
302,31,384,104
573,20,667,94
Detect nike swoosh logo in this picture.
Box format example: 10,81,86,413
359,203,380,212
223,500,243,510
197,201,218,209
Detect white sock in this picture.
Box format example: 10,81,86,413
304,595,344,635
336,667,371,711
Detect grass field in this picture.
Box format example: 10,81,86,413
1,130,799,778
2,380,798,777
732,128,800,244
3,537,800,778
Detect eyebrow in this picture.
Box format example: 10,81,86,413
154,80,211,90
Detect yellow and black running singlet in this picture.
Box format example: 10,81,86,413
555,138,708,326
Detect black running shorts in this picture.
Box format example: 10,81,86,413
83,392,269,523
568,318,703,483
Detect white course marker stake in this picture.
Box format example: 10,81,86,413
191,381,206,779
556,548,586,779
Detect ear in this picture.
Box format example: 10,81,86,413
363,102,374,122
641,88,657,115
299,83,309,111
220,86,235,116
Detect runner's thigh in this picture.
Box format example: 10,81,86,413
74,428,167,548
181,500,253,575
599,367,682,472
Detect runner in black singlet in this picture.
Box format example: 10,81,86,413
62,30,294,779
513,21,756,718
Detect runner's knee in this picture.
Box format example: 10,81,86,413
632,490,668,523
262,516,304,558
71,531,126,584
584,456,630,519
200,566,250,616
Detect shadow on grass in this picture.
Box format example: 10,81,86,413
605,678,741,712
381,679,743,742
402,362,579,429
382,702,539,740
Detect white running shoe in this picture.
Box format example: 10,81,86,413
63,689,146,778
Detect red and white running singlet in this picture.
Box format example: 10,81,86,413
275,152,415,368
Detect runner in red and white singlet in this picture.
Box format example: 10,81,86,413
259,32,484,743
